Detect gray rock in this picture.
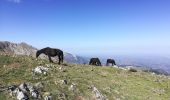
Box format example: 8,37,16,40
43,92,52,100
30,89,39,99
14,88,29,100
7,85,18,97
69,83,76,93
18,83,29,93
44,95,52,100
33,66,49,75
92,86,106,100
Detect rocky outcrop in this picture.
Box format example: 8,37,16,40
0,41,37,57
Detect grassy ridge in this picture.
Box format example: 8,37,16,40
0,55,170,100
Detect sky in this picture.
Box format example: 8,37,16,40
0,0,170,57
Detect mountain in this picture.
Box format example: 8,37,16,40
0,41,87,64
64,52,88,64
0,41,37,56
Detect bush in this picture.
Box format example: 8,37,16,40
129,68,137,72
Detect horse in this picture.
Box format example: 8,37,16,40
36,47,64,64
89,58,102,66
106,59,116,66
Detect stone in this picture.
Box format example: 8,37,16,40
69,83,76,93
92,86,106,100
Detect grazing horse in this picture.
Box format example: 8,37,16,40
89,58,102,66
106,59,116,66
36,47,64,64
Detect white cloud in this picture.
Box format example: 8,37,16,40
8,0,22,3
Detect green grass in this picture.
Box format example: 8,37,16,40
0,55,170,100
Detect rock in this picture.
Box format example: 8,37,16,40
44,95,52,100
15,88,29,100
113,65,119,68
58,93,66,100
30,89,39,99
55,80,67,85
25,83,39,99
3,65,6,68
60,80,67,85
8,85,17,92
59,66,63,70
7,83,42,100
59,66,67,72
18,83,29,93
92,86,106,100
45,64,55,68
43,92,51,96
7,85,18,97
43,92,52,100
69,83,76,93
33,66,49,75
119,67,128,70
25,83,32,89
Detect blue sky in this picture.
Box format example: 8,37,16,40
0,0,170,57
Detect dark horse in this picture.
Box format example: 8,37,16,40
36,47,64,64
89,58,102,66
106,59,116,66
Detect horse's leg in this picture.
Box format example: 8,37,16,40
58,56,61,65
48,55,53,63
61,55,64,63
95,62,97,66
59,55,63,64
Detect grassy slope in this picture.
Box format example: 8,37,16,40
0,55,170,100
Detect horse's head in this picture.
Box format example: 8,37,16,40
36,50,41,58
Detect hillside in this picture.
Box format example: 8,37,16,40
0,54,170,100
1,41,170,75
0,41,87,64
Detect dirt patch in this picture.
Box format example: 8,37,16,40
8,63,21,69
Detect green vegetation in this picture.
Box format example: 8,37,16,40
0,55,170,100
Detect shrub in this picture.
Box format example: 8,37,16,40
129,68,137,72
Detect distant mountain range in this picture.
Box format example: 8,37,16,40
0,41,170,75
113,56,170,75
